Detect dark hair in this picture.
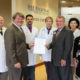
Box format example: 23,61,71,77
26,14,33,19
68,18,79,29
12,12,24,20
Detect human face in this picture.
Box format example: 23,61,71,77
70,21,78,31
56,17,65,30
45,19,53,29
13,15,24,27
26,16,33,26
0,16,4,28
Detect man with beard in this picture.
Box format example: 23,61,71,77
21,14,38,80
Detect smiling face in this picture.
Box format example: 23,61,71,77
56,17,65,29
13,15,24,27
26,16,33,26
70,21,78,31
45,19,53,29
0,16,4,28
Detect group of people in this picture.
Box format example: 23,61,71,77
0,12,80,80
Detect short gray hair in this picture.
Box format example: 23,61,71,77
56,16,65,22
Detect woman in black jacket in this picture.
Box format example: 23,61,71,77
73,36,80,77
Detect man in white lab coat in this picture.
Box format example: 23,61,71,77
39,16,57,80
21,14,38,80
0,16,8,80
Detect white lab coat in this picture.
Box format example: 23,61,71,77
22,25,38,66
0,27,8,72
39,27,57,61
71,29,80,66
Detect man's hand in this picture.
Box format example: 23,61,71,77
60,59,66,67
14,62,21,69
29,42,34,48
73,58,78,68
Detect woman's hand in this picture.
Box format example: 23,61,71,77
73,58,78,68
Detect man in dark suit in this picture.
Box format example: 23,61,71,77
4,12,32,80
46,16,73,80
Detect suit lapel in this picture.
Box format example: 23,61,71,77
12,24,25,41
54,27,66,43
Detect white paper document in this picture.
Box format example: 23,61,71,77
33,37,46,54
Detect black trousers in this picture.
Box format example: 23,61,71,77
20,66,35,80
52,64,70,80
44,62,54,80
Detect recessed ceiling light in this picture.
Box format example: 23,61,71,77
61,1,66,3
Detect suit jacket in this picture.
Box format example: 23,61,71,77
49,27,73,66
4,24,29,68
73,36,80,77
73,36,80,59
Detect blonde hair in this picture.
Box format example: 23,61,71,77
45,16,53,22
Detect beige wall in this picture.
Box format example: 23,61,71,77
0,0,11,27
12,0,59,30
12,0,59,63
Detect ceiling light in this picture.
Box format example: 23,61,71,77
61,1,66,3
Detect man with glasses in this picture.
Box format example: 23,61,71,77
46,16,73,80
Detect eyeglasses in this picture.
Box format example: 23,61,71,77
56,21,64,22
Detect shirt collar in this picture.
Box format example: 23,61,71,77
13,22,22,31
0,27,2,30
26,24,32,29
46,27,52,31
0,27,4,32
57,27,64,33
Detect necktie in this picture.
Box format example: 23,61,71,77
29,26,32,33
56,30,59,37
0,28,3,35
20,27,23,32
47,27,51,34
48,29,50,34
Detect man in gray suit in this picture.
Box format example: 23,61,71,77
46,16,73,80
4,12,31,80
